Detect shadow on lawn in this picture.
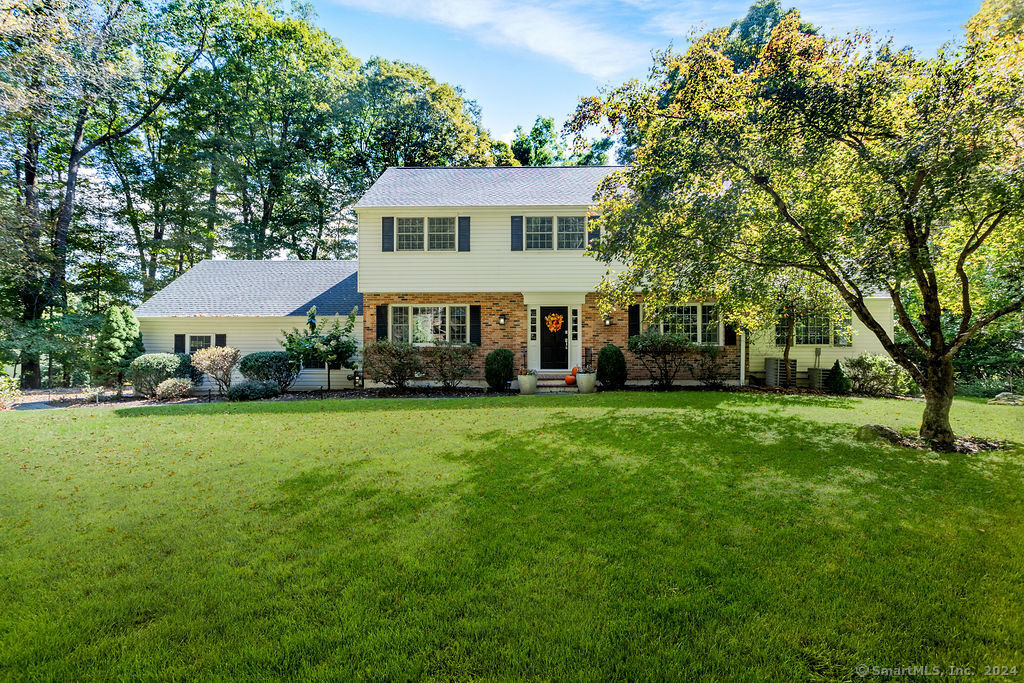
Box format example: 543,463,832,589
250,406,1016,679
111,388,859,419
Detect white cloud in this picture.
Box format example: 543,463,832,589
327,0,652,79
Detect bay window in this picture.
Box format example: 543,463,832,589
645,303,721,345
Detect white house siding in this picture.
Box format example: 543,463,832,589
746,297,894,381
137,316,364,392
356,206,624,293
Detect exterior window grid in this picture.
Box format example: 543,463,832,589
557,217,586,250
396,217,424,251
644,303,720,345
702,305,719,345
188,335,212,354
390,304,469,345
428,217,455,251
525,217,553,250
664,305,699,343
775,314,839,346
530,308,537,341
570,308,579,341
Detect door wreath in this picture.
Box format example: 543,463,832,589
545,312,564,333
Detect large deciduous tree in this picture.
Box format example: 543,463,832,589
569,6,1024,449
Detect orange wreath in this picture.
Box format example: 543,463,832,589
545,312,564,333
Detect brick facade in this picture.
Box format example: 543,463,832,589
363,292,527,379
580,293,743,382
363,291,746,384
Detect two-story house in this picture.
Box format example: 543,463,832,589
136,166,894,387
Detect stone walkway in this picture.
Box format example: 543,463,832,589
14,401,57,411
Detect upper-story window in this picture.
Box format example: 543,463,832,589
524,216,586,250
557,216,586,249
396,217,456,251
428,217,455,251
526,217,553,250
397,217,424,251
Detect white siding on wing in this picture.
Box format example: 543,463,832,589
357,206,624,293
137,316,363,392
746,298,894,376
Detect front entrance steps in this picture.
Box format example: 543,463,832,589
534,373,578,394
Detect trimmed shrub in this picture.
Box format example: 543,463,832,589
956,376,1011,398
627,332,694,389
226,380,281,402
426,341,477,390
843,353,914,396
91,305,145,396
191,346,240,393
239,351,298,390
362,340,425,390
824,359,852,394
0,375,21,410
128,353,186,398
155,377,194,401
596,344,627,389
484,348,515,391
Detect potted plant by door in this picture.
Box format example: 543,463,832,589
576,364,597,394
517,368,537,395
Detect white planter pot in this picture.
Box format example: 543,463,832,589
576,373,597,394
518,374,537,395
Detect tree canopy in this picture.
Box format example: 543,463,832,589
568,4,1024,448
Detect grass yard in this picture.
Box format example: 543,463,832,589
1,392,1022,680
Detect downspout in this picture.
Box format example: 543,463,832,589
739,329,746,386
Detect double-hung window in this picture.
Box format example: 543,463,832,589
428,217,455,251
557,216,586,249
775,313,846,346
390,304,470,345
188,334,212,354
396,217,424,251
646,303,721,345
525,217,553,249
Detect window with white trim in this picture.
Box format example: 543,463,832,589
775,313,840,346
396,217,424,251
428,217,455,251
188,334,212,354
390,304,469,345
557,216,586,249
644,303,722,345
525,217,553,250
530,308,538,341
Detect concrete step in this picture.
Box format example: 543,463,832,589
535,385,578,394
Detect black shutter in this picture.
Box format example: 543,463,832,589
382,217,394,252
724,324,737,346
376,304,389,341
469,305,481,345
215,333,226,347
627,304,640,338
587,227,600,248
174,334,185,354
510,216,523,251
457,216,470,252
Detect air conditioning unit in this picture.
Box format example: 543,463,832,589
807,367,827,390
765,358,798,387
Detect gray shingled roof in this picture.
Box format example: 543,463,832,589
353,166,623,208
134,260,362,318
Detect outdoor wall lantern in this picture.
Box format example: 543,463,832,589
498,313,507,325
603,312,612,326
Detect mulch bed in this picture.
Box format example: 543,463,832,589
856,424,1008,454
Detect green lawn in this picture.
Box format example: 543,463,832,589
1,392,1022,680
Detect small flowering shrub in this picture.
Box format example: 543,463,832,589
155,377,194,401
191,346,240,394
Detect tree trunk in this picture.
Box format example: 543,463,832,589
920,354,956,450
782,316,795,387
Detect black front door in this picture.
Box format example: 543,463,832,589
539,306,569,370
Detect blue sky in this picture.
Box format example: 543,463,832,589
308,0,982,143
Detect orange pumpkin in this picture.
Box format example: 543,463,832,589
571,366,579,376
565,375,577,386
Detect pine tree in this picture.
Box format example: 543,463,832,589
92,306,145,397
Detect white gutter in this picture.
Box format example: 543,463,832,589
739,330,746,386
